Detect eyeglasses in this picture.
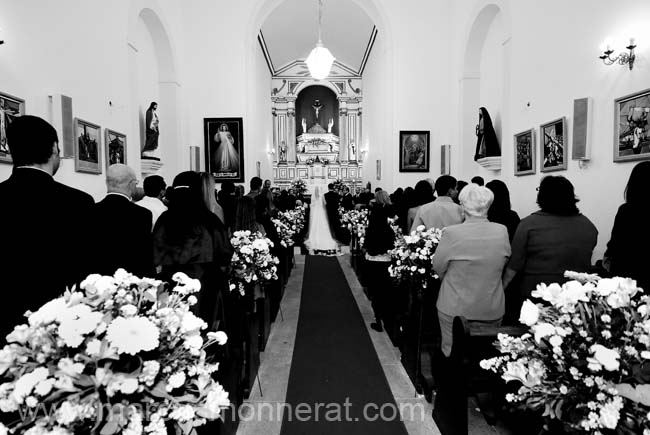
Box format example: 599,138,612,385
536,186,540,191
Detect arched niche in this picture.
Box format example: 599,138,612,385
127,2,181,181
295,85,340,137
459,1,512,178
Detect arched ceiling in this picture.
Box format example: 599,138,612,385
259,0,375,76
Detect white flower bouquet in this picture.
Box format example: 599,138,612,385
388,225,442,291
229,231,279,296
290,179,307,196
481,272,650,434
272,205,307,248
340,209,369,247
0,269,230,435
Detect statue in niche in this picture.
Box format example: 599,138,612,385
302,118,307,134
142,102,160,160
327,118,334,133
279,141,287,162
349,140,356,160
474,107,500,161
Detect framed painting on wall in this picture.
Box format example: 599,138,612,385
0,92,26,164
514,129,536,176
540,117,567,172
399,130,430,172
204,117,244,182
105,129,126,166
614,88,650,162
74,118,102,174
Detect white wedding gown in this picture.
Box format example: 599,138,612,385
305,186,341,255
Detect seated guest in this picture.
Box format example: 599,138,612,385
136,174,167,230
411,175,462,232
153,171,233,328
93,164,153,278
235,196,266,235
605,161,650,291
0,115,94,340
365,191,397,334
486,179,520,241
406,180,435,232
471,175,484,186
433,184,510,356
200,172,225,224
503,176,598,301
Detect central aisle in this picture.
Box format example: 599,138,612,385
280,255,409,434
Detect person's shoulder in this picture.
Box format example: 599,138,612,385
53,181,94,206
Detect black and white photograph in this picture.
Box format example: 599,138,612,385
105,129,127,166
540,117,567,172
0,92,25,163
204,117,244,182
399,130,430,172
614,88,650,162
74,118,101,174
514,128,535,176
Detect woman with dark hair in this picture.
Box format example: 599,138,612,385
503,176,597,302
605,161,650,290
234,196,266,235
153,171,233,329
406,180,435,232
486,179,520,241
200,172,225,224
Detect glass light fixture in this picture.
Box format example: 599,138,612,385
305,0,335,80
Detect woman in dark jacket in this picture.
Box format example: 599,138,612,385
486,179,520,241
605,161,650,291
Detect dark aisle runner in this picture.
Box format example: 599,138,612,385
280,255,409,435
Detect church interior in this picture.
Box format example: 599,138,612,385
1,1,650,434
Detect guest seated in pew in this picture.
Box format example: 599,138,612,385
432,184,511,357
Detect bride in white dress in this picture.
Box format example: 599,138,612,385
305,186,341,255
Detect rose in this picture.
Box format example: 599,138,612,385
532,322,555,343
519,300,539,326
589,344,620,371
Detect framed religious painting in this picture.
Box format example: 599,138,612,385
105,129,127,167
399,130,430,172
614,88,650,162
74,118,102,174
204,117,244,182
514,129,536,176
540,117,567,172
0,91,26,164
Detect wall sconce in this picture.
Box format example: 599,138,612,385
599,36,636,70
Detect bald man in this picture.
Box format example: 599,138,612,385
91,164,154,277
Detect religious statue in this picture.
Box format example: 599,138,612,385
327,118,334,134
142,102,160,160
279,141,287,162
474,107,500,161
302,118,307,135
349,140,356,160
312,99,323,121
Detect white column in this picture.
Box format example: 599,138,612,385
340,107,348,163
272,108,278,164
287,106,296,164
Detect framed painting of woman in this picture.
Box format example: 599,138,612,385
399,130,430,172
204,117,244,182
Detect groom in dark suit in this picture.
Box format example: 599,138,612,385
324,183,342,240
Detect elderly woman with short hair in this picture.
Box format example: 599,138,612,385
432,184,511,356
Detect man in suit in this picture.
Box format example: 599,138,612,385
0,115,95,340
341,186,354,211
246,176,262,199
324,183,341,238
411,175,463,232
92,164,153,278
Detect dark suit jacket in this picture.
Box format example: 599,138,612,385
0,168,94,339
91,194,154,278
341,193,354,211
324,190,341,234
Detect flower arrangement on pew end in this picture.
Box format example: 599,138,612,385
230,231,279,296
480,271,650,435
388,224,442,293
272,205,307,248
339,208,369,247
0,269,230,435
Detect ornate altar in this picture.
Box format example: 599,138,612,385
270,62,364,193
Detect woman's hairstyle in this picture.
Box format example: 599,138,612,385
148,102,157,111
625,161,650,205
375,190,391,205
411,180,434,207
160,171,214,242
486,179,512,215
200,172,219,215
459,184,494,217
235,196,259,232
537,175,579,215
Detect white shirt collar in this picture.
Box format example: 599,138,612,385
15,166,53,177
107,192,132,201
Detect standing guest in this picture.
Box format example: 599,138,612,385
365,191,397,335
246,177,263,199
264,179,272,190
358,187,374,206
454,180,469,204
287,188,298,210
235,184,245,198
411,175,462,232
486,179,520,241
235,196,266,235
503,176,598,302
398,187,414,233
341,186,354,211
218,180,236,232
324,183,342,238
153,171,233,328
200,172,225,224
136,174,167,230
93,164,154,278
433,184,510,356
471,176,484,186
0,115,94,340
278,189,289,212
406,180,435,232
604,161,650,291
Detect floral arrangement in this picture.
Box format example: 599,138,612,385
480,271,650,434
388,224,442,291
290,179,307,196
331,179,346,195
272,205,307,249
340,208,369,247
229,231,279,296
0,270,230,435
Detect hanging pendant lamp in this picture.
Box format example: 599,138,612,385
305,0,335,80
